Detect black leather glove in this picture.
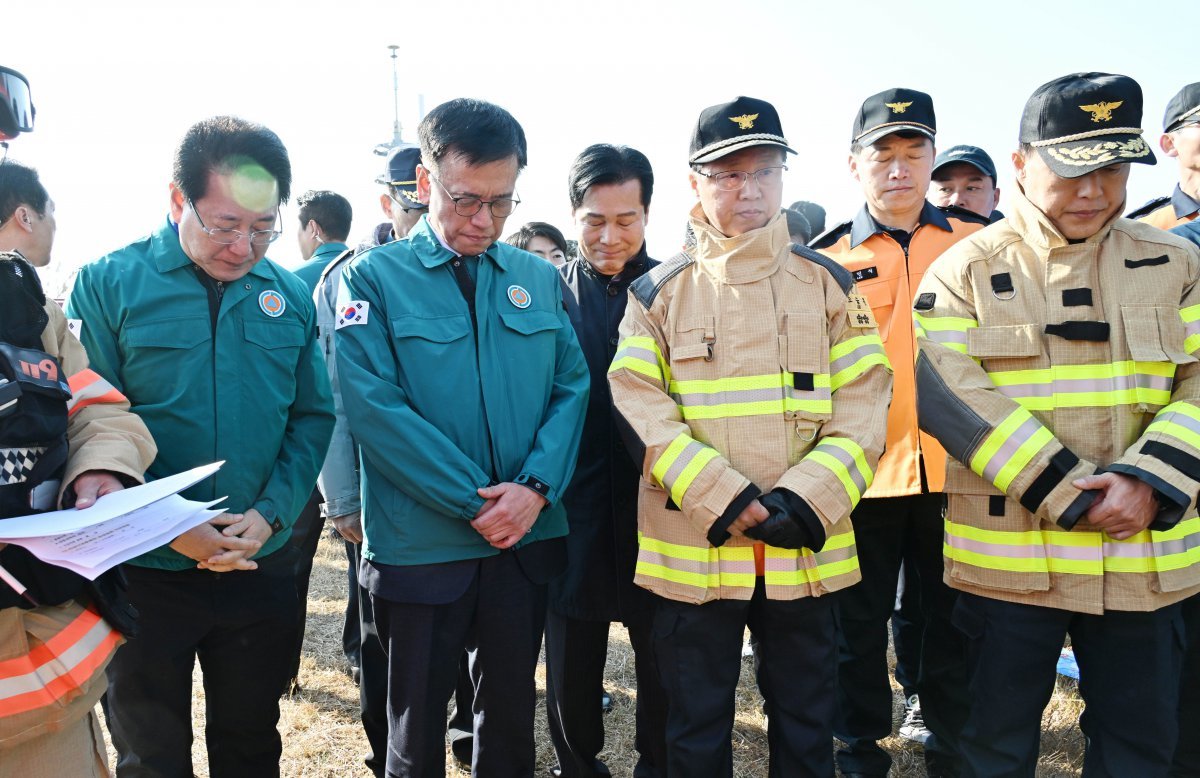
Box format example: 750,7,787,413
743,489,824,551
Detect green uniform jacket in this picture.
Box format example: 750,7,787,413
66,218,335,570
335,216,589,566
293,241,349,294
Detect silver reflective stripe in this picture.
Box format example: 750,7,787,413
813,442,869,496
997,372,1174,399
0,615,113,700
660,441,707,491
978,417,1043,483
1104,533,1200,559
830,342,885,374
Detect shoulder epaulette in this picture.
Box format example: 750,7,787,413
938,203,992,227
808,220,852,250
1127,195,1172,220
630,251,693,308
790,243,854,295
316,248,357,285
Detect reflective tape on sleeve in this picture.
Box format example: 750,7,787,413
1182,304,1200,356
650,433,720,508
987,361,1175,410
65,369,126,417
829,334,890,391
669,372,832,420
968,407,1055,492
1146,402,1200,451
803,437,874,507
913,312,978,354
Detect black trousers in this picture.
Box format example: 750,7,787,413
544,606,667,778
954,592,1185,778
373,551,547,778
342,536,362,670
349,540,475,776
891,554,924,700
834,493,965,777
285,489,324,686
1172,593,1200,778
105,554,298,778
652,581,837,778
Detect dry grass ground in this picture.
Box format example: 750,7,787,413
101,534,1087,776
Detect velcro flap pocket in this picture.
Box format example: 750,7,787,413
391,314,471,343
1122,305,1197,364
125,317,211,349
673,343,712,361
244,320,305,349
783,311,827,372
499,310,562,336
967,324,1042,359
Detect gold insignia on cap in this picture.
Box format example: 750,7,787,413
1079,101,1123,123
729,113,758,130
1044,136,1149,166
885,101,914,114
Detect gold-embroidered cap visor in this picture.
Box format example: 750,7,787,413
854,121,935,150
689,134,797,165
1032,129,1156,179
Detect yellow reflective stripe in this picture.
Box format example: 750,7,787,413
944,521,1104,575
609,336,670,384
650,434,720,507
988,360,1175,410
969,408,1054,491
913,312,977,354
1103,517,1200,573
680,397,833,419
1182,304,1200,324
670,372,831,394
830,335,890,391
1148,401,1200,450
804,438,874,507
1147,420,1200,450
761,532,860,585
670,371,833,419
636,534,758,590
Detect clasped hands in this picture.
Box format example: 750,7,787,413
472,482,547,550
170,509,272,572
1073,472,1159,540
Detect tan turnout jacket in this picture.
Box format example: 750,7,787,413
915,191,1200,614
608,207,892,604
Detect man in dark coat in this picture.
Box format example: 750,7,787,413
548,144,668,778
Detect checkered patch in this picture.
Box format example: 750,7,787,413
0,447,45,485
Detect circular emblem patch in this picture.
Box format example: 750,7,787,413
507,285,531,309
259,290,286,318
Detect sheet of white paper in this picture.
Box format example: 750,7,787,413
0,461,223,538
3,499,227,580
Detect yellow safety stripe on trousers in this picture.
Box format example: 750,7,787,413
944,516,1200,575
1181,304,1200,356
803,437,874,507
968,407,1055,492
650,433,720,508
760,531,861,585
829,334,891,391
669,371,832,419
636,533,758,592
987,360,1175,411
1145,402,1200,451
609,336,671,385
913,312,978,354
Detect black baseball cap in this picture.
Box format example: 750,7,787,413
375,144,426,210
932,145,998,183
853,88,935,148
689,96,796,165
1020,72,1155,178
1164,82,1200,133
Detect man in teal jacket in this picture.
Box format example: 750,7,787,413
66,116,334,777
335,97,588,777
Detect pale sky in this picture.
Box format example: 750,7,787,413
7,0,1195,296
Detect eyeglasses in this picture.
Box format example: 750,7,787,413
188,199,282,246
696,165,788,192
430,176,520,218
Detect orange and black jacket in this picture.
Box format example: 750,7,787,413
1128,185,1200,230
811,202,988,497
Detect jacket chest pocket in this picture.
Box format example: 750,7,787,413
391,314,472,365
860,281,894,343
780,311,831,442
1122,305,1196,364
668,316,717,377
498,309,562,341
123,317,212,399
243,320,306,374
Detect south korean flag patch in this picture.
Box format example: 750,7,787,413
336,301,370,329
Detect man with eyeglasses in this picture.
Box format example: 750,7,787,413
66,115,334,777
609,96,891,776
810,88,988,778
334,97,588,776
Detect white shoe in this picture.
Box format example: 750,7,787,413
899,694,931,745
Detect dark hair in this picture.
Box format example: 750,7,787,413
850,130,931,156
567,144,654,211
173,116,292,204
506,221,568,255
0,160,49,224
297,190,353,241
789,200,826,236
418,98,527,172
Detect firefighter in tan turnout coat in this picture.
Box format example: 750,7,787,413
609,96,892,778
915,72,1200,777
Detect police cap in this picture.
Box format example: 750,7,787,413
1020,72,1155,179
1164,82,1200,133
376,144,426,210
852,88,935,148
689,96,796,165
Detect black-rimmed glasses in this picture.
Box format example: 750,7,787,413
431,176,520,218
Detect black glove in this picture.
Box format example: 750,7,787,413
743,489,824,551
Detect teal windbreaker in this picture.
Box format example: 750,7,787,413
335,216,589,566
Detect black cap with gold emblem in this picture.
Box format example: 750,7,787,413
1164,82,1200,134
375,144,426,210
1020,72,1155,179
689,96,796,165
852,88,936,148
